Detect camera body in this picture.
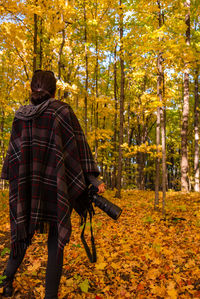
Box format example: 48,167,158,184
88,186,122,220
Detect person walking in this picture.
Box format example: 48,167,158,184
0,70,105,298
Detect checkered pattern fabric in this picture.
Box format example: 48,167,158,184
1,99,99,258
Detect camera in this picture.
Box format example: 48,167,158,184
88,185,122,220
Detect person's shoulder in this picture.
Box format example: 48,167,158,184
49,99,72,113
48,99,77,126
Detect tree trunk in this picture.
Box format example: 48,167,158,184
33,12,38,73
135,75,147,190
84,1,88,137
126,99,131,187
181,0,190,192
115,0,125,198
155,109,161,208
94,32,99,162
39,18,43,69
58,26,65,100
161,9,166,214
112,43,118,189
0,110,5,190
161,104,166,214
162,71,167,214
137,152,145,190
194,67,199,191
136,115,147,191
154,0,163,209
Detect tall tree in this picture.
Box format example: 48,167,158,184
159,2,166,215
154,0,163,210
94,0,99,162
115,0,125,198
84,0,88,136
194,67,199,192
58,15,65,100
1,0,199,194
112,43,118,189
33,2,38,73
39,18,43,69
181,0,190,192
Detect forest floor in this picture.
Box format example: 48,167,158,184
0,189,200,298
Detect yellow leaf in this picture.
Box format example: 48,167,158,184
146,268,161,280
95,262,107,270
111,262,119,269
27,259,41,272
167,281,178,299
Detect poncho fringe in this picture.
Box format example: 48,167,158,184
10,221,58,259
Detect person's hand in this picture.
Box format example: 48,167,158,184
97,183,106,194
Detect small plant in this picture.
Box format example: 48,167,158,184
142,216,154,224
0,275,6,284
152,243,162,253
178,205,187,212
1,247,10,257
195,219,200,227
79,279,89,293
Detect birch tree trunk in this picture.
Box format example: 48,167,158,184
137,75,147,190
161,104,166,215
115,0,125,198
194,67,199,192
154,0,162,210
181,0,190,192
162,69,167,215
126,99,131,186
160,4,166,214
154,74,161,209
112,43,118,189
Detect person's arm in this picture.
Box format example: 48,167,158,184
67,105,100,177
1,153,9,180
0,129,13,180
86,174,105,194
67,104,105,193
73,174,105,217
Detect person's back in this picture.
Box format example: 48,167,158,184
0,70,105,298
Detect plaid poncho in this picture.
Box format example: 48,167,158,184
1,98,100,258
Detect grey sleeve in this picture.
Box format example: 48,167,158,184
86,174,103,188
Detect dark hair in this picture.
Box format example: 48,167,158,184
31,70,56,105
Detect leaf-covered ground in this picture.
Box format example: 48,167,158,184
1,190,200,298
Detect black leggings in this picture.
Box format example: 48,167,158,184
4,225,63,299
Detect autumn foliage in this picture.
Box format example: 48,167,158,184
0,0,199,194
1,190,200,298
0,1,200,297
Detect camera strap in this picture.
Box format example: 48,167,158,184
81,208,97,263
